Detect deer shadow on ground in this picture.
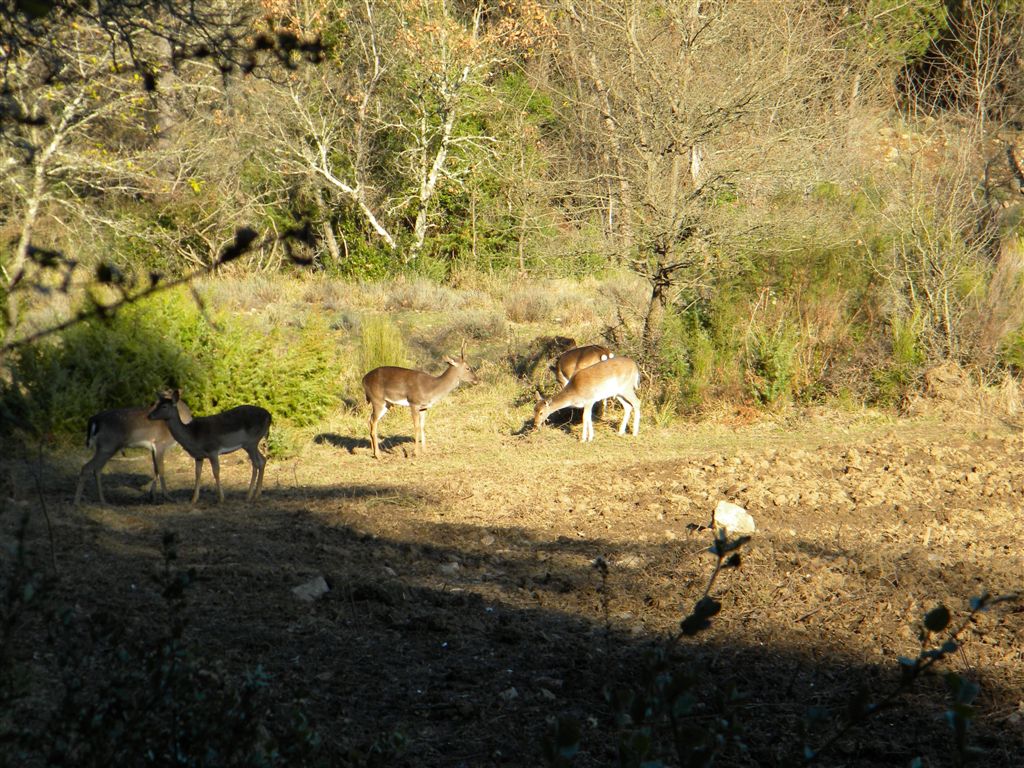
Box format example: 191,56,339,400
313,432,415,456
523,403,617,437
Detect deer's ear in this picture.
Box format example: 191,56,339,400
443,355,456,366
534,389,545,402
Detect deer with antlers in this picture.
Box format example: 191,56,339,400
362,342,477,458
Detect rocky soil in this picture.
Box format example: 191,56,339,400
4,405,1024,766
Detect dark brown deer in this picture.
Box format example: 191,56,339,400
148,389,271,503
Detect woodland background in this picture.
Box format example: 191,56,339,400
3,0,1024,436
3,3,1024,767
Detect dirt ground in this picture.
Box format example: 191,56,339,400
4,397,1024,766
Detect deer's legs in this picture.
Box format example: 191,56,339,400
409,405,426,455
581,401,595,442
369,402,387,459
614,399,630,436
75,448,116,506
209,455,224,503
150,443,168,500
245,443,267,501
191,458,204,504
617,392,641,435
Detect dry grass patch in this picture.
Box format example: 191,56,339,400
433,310,508,344
504,286,558,323
598,270,652,319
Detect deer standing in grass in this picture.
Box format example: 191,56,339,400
534,356,641,442
74,395,193,506
147,389,272,503
552,343,615,420
552,344,614,387
362,344,477,459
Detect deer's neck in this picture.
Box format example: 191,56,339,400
430,365,462,398
163,411,202,454
550,388,585,412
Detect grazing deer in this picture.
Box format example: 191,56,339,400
74,395,193,506
362,343,477,459
552,343,615,420
147,389,272,504
552,344,614,388
534,357,641,442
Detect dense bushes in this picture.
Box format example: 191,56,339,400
0,289,339,453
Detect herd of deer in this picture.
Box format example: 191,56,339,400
73,343,641,506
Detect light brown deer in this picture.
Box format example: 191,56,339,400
148,389,272,504
362,344,477,459
552,343,615,420
534,357,641,442
552,344,614,387
74,395,193,506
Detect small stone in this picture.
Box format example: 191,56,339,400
711,501,756,535
291,575,329,602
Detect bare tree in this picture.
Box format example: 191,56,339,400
249,0,553,265
2,26,155,347
0,1,320,355
545,0,848,353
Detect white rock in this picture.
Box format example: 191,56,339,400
439,562,461,577
291,575,330,602
711,501,756,535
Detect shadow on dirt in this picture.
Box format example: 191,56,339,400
4,479,1022,768
516,405,611,437
71,465,165,506
314,432,416,456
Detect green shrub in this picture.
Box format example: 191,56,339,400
872,310,925,404
0,289,340,453
187,313,338,428
2,294,203,436
745,321,798,407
